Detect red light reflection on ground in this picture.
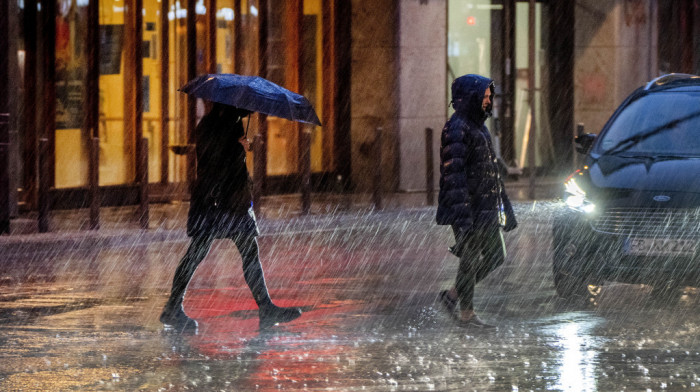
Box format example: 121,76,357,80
181,287,367,353
175,288,366,389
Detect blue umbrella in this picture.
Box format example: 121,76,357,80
179,73,321,126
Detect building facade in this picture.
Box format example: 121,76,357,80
1,0,698,230
391,0,698,193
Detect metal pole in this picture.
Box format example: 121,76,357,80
186,0,197,192
253,0,268,216
292,0,307,214
0,140,8,234
0,1,10,234
233,0,242,73
134,0,144,179
87,0,100,230
502,0,515,165
527,0,537,200
300,125,311,215
207,0,217,74
0,137,7,234
41,0,56,191
38,138,50,232
160,0,170,185
139,138,149,229
252,133,264,215
22,0,38,209
574,123,584,170
425,127,434,206
89,137,100,230
372,127,383,211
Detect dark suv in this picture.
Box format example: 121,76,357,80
553,73,700,301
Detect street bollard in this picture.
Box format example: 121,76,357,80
0,113,9,234
574,123,584,170
89,137,100,230
300,125,311,215
138,138,149,229
425,127,434,206
373,127,383,211
38,138,50,232
252,132,264,216
0,142,8,234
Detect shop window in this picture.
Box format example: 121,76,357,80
447,0,552,169
143,0,162,183
55,0,89,188
266,0,323,178
168,0,190,183
97,0,129,186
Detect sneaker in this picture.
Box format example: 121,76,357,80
160,306,198,335
457,314,496,330
259,305,302,329
439,290,458,316
448,244,460,257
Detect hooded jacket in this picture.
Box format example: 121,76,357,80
436,74,516,231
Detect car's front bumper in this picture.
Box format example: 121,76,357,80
554,207,700,285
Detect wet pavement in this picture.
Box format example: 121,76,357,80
3,195,700,391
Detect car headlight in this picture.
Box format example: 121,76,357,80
564,175,596,214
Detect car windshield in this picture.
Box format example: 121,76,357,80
596,91,700,156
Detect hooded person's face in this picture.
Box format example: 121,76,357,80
481,87,492,113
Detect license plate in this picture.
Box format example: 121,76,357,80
624,237,697,256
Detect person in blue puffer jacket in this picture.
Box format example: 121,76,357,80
436,74,517,329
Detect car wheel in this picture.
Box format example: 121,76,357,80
552,237,600,302
649,281,684,304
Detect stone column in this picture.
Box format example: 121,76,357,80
350,0,399,193
574,0,658,133
396,0,446,192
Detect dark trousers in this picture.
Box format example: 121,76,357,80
164,232,273,312
452,226,506,311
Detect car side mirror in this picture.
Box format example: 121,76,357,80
575,133,596,154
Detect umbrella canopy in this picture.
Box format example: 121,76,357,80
179,74,321,126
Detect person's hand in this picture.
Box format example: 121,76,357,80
239,137,251,152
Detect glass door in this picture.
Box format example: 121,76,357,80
142,0,163,183
513,1,553,170
447,0,553,171
265,0,324,190
55,0,89,188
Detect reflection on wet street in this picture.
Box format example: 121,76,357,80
2,201,700,390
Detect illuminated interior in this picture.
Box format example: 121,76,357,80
447,0,549,169
52,0,327,190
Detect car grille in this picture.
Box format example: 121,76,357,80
591,208,700,237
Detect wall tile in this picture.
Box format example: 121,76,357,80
398,46,446,118
352,0,397,49
398,117,445,191
398,0,446,48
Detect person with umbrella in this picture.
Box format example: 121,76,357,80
160,102,302,333
161,74,320,333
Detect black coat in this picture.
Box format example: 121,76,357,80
186,110,257,238
436,75,516,232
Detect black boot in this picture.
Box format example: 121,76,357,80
160,237,211,334
258,304,302,329
160,302,198,334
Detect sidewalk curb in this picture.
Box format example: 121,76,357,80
0,179,562,256
0,208,440,256
0,228,188,257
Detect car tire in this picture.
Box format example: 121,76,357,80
552,230,600,302
649,282,684,304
